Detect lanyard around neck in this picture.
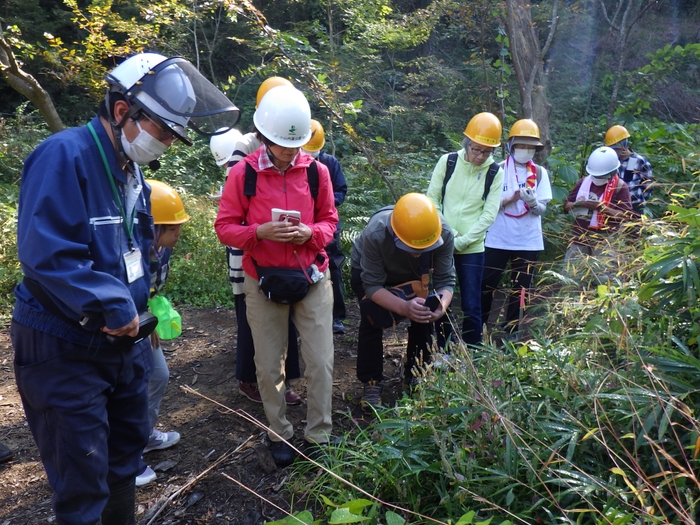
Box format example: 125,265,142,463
87,122,136,248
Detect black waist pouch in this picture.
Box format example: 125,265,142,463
257,267,310,304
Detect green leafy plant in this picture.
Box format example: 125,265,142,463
161,195,233,308
0,184,20,323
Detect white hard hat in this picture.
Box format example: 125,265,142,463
106,53,240,145
107,53,168,92
209,128,243,166
586,146,621,177
253,85,312,148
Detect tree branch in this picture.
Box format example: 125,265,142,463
597,0,620,32
0,35,64,132
540,0,560,59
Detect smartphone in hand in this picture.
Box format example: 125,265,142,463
272,208,301,226
424,293,443,312
279,214,300,226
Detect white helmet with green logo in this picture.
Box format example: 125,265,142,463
253,85,312,148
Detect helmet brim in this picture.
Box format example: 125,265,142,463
510,136,544,149
393,234,443,253
388,220,444,253
155,213,191,225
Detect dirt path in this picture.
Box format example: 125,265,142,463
0,303,414,524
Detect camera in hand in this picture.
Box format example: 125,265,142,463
424,293,443,312
105,312,158,348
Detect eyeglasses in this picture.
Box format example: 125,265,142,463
141,113,177,142
469,146,493,158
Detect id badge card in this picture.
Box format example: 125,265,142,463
124,248,145,283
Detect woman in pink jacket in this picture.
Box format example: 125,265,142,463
215,85,338,467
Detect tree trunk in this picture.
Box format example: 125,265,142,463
504,0,558,161
598,0,662,126
0,36,64,133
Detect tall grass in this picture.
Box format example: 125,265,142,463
285,211,700,524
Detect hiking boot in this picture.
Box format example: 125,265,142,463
269,440,297,468
239,382,263,403
135,465,156,487
285,386,302,405
360,381,382,412
143,428,181,454
0,442,13,464
332,318,345,334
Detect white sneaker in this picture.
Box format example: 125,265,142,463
135,465,156,487
143,428,181,453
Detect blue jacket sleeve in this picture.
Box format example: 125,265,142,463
15,123,151,331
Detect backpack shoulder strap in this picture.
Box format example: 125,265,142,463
243,160,319,200
535,164,542,185
441,152,459,204
307,160,319,200
244,160,319,216
482,162,500,201
243,162,257,198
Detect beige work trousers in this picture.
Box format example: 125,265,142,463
244,270,334,444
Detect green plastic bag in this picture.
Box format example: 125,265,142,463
148,295,182,340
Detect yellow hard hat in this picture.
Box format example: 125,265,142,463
605,125,630,147
463,112,502,147
256,76,294,109
147,180,190,225
390,193,443,251
508,119,544,149
303,119,326,152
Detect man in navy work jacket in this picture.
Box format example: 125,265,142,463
10,53,239,525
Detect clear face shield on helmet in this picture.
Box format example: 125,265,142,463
107,56,241,146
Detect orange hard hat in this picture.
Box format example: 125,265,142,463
303,119,326,152
256,76,294,109
463,112,502,147
147,180,190,225
508,119,544,149
605,125,630,147
391,193,442,251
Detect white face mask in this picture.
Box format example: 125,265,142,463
302,148,320,159
512,148,535,164
591,176,610,186
120,121,168,165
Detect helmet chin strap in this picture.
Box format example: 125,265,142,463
105,92,135,173
265,145,291,171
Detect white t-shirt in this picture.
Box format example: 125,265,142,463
484,162,552,251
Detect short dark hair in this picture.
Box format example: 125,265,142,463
257,131,276,148
97,92,128,121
